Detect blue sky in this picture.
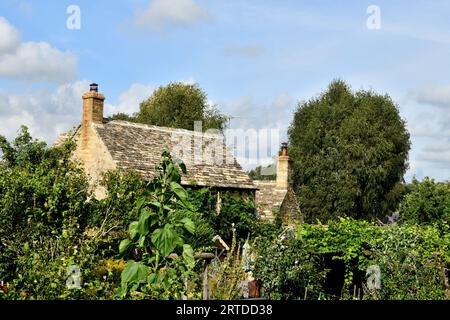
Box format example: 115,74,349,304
1,0,450,181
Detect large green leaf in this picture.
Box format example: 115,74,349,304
167,163,181,183
151,223,183,257
135,196,146,212
119,239,132,256
138,235,146,247
120,260,148,289
170,181,193,210
182,244,195,269
147,272,157,285
137,209,154,236
180,217,196,235
170,181,188,201
129,221,138,240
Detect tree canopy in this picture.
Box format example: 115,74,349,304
288,80,411,222
399,177,450,226
111,82,228,132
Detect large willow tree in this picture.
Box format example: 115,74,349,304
288,80,411,222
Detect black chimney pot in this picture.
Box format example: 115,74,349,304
90,83,98,92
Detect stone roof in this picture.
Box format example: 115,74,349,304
254,180,287,220
93,120,256,190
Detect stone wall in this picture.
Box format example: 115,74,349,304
72,124,116,199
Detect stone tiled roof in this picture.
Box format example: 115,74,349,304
93,120,256,190
254,180,287,220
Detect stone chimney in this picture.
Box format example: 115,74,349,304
82,83,105,126
276,142,292,190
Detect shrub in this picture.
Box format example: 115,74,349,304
253,218,449,300
296,218,449,300
399,177,450,226
0,127,91,283
252,231,326,300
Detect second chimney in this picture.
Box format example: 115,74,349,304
82,83,105,126
276,142,292,190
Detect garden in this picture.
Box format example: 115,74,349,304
0,126,448,300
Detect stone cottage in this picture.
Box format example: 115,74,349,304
56,83,256,201
58,84,299,222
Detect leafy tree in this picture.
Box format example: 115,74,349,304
0,126,93,296
399,177,450,226
112,82,228,132
288,80,410,222
109,112,136,122
0,127,143,299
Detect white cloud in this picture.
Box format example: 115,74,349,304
105,83,155,116
134,0,211,33
0,16,77,83
221,93,295,170
0,80,89,143
403,85,450,180
0,17,20,54
419,141,450,166
273,92,294,109
411,84,450,108
407,122,437,138
417,145,450,168
0,81,157,144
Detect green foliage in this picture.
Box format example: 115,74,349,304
117,150,201,299
0,126,91,283
253,218,449,300
108,112,137,122
213,192,257,243
367,223,449,299
0,127,140,299
296,218,449,300
171,188,215,250
399,177,450,226
112,82,228,132
253,233,326,300
288,80,411,222
2,126,447,301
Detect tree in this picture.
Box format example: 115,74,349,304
399,177,450,226
112,82,228,132
109,112,136,122
0,126,91,284
288,80,410,222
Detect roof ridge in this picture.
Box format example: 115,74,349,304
102,120,223,138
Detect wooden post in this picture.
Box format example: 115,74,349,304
202,263,210,300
